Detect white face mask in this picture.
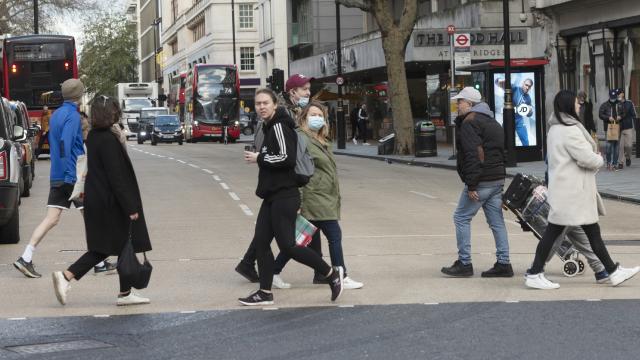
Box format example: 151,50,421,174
297,97,309,107
307,115,325,131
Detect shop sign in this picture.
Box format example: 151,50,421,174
414,29,528,47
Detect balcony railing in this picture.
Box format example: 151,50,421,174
185,0,210,27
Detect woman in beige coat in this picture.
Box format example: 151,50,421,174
525,90,639,290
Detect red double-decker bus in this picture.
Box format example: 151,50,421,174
184,64,241,143
1,35,78,156
168,72,186,122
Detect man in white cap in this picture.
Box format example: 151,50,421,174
14,79,115,278
441,87,512,278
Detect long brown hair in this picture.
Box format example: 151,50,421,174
298,101,329,146
90,95,121,129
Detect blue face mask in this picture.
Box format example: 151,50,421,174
308,116,325,131
297,97,309,107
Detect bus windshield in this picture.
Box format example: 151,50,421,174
193,66,238,124
124,99,153,111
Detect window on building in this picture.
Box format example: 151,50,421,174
169,39,178,55
240,47,255,71
192,20,205,42
239,4,253,29
171,0,178,22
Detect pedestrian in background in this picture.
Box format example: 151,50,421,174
240,88,343,306
616,88,636,169
271,101,364,290
357,103,369,145
598,89,623,171
441,87,513,278
350,104,359,144
52,95,152,306
525,90,639,289
576,91,596,135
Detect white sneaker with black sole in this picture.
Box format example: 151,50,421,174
272,274,291,289
52,271,71,305
117,292,151,306
525,273,560,290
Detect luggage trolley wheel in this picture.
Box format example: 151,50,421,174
562,259,580,277
577,259,585,275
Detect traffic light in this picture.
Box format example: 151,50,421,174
272,68,284,94
266,75,273,89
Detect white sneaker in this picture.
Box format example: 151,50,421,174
362,142,370,146
352,138,358,145
342,276,364,290
117,292,151,306
525,273,560,290
52,271,70,305
272,274,291,289
609,266,640,286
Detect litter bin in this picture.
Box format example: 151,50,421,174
415,121,437,157
378,133,395,155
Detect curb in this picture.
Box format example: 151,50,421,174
334,151,640,206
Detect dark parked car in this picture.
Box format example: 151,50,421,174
151,115,183,145
10,101,36,197
0,97,27,243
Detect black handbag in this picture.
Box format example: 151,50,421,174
117,222,152,290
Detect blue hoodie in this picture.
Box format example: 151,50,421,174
48,101,84,184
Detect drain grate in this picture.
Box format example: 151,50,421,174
604,240,640,246
5,339,114,355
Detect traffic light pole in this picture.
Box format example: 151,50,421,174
33,0,39,34
503,0,517,167
336,2,345,150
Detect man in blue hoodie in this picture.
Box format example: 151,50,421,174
14,79,114,278
441,87,512,278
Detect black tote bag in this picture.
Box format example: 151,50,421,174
117,223,153,290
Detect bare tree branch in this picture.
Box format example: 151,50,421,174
336,0,372,12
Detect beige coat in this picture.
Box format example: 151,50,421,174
547,113,606,226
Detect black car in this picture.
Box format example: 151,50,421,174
0,97,27,244
10,101,36,197
151,115,183,146
137,107,169,144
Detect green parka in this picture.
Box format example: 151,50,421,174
300,130,341,221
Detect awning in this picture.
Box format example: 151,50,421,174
312,89,363,102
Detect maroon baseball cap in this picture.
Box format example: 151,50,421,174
285,74,314,92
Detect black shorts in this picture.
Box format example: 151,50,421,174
47,183,83,210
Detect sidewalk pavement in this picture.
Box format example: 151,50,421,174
334,141,640,204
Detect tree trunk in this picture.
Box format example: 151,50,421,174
381,33,414,155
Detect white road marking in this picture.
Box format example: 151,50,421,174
220,183,230,190
338,305,355,308
263,307,279,311
177,160,186,164
410,191,437,199
585,299,602,302
157,155,165,158
239,204,254,216
178,258,192,262
93,315,110,318
203,169,214,174
505,300,520,303
8,317,26,321
180,310,197,314
228,192,240,201
423,302,439,305
168,157,174,160
188,164,200,169
213,175,221,182
448,202,458,206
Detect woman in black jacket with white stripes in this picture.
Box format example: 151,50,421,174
240,88,343,306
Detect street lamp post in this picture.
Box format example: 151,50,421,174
232,0,237,65
33,0,39,34
152,18,161,83
503,0,517,167
336,1,345,150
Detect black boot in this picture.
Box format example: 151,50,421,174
441,260,473,277
481,262,514,278
235,261,259,283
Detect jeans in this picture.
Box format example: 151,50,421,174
515,118,529,146
606,141,619,166
274,220,347,276
453,181,510,265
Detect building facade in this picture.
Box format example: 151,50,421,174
161,0,261,109
138,0,162,84
531,0,640,135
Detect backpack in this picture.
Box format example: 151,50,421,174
295,129,315,187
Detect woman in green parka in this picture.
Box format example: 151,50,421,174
272,101,364,290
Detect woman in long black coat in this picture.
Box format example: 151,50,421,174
52,95,152,306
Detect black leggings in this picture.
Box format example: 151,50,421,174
530,223,617,274
68,251,131,293
254,195,331,290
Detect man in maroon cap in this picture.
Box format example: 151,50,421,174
278,73,314,122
